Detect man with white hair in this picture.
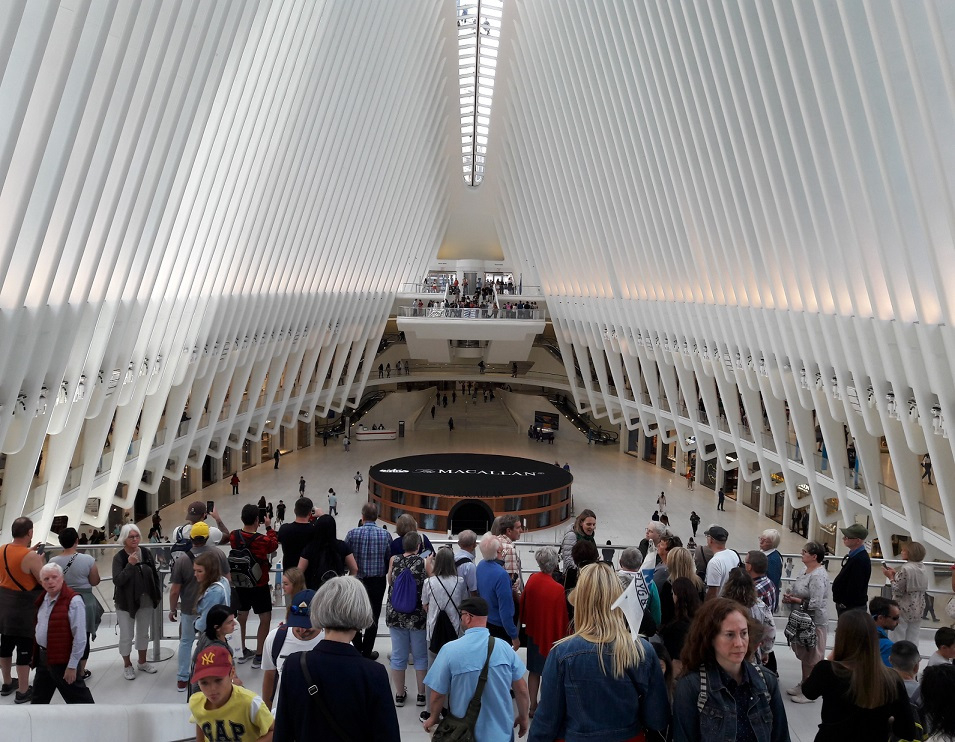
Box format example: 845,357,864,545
454,530,479,596
476,536,520,649
758,529,783,609
32,563,94,704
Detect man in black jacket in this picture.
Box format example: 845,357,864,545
831,523,871,615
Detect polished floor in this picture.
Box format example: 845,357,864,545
16,417,943,739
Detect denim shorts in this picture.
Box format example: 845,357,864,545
389,627,428,671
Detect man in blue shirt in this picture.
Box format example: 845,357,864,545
424,597,529,741
476,537,520,648
870,596,901,667
344,502,392,660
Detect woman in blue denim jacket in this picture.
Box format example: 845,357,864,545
673,598,790,742
528,562,670,741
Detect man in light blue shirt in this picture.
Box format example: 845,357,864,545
424,597,529,741
453,530,479,596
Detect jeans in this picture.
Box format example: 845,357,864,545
389,627,427,671
176,613,197,681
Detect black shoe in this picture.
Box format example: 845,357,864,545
417,693,426,707
14,686,32,704
81,670,92,680
365,651,379,661
0,679,17,696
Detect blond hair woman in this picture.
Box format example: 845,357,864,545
528,562,671,741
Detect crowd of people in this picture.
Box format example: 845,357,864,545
7,495,955,742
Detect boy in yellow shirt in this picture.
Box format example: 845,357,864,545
189,644,274,742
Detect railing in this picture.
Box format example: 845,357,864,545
52,541,955,660
921,501,951,540
399,282,447,293
399,306,542,320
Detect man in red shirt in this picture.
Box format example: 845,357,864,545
230,504,278,668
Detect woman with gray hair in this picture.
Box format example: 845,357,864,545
782,540,830,703
112,523,161,680
520,548,569,717
274,577,400,740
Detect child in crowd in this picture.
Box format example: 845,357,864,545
189,644,274,742
889,641,925,740
927,626,955,668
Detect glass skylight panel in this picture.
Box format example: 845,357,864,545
457,0,503,186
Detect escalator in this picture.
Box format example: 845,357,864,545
315,391,386,437
548,395,618,445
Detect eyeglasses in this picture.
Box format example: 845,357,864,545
289,601,310,617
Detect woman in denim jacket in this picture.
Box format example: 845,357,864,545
673,598,790,742
528,562,670,741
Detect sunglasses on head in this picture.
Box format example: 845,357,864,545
290,601,310,617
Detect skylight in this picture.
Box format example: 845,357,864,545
457,0,503,187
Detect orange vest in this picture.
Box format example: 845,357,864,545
0,544,38,591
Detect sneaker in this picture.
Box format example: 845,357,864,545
237,648,255,664
177,681,188,692
123,666,136,681
416,693,426,707
0,679,18,696
791,693,816,704
785,683,801,696
251,655,262,670
395,687,407,707
138,662,157,674
14,686,32,704
419,711,431,723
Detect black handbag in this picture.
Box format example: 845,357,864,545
432,637,495,742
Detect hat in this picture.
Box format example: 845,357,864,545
458,596,489,617
190,644,233,683
704,525,729,542
287,590,316,629
187,501,207,521
841,524,868,540
190,521,210,540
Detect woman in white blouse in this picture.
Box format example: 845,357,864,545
421,546,467,658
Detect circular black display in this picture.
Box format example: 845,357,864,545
370,453,572,498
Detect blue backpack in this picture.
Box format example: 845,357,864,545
391,559,420,614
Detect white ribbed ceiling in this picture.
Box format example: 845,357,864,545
3,0,955,557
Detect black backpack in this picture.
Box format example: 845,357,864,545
429,578,461,655
170,524,194,558
228,531,264,589
304,546,346,590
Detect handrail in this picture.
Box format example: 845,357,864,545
399,306,542,320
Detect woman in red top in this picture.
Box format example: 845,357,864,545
520,547,569,717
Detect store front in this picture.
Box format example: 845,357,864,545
626,425,640,458
297,420,311,449
662,437,677,472
643,432,658,463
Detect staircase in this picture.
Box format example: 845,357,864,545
416,388,515,431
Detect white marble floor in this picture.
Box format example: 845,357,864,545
14,420,899,739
